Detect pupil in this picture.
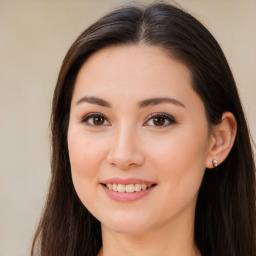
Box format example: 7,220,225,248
153,117,165,126
94,117,104,125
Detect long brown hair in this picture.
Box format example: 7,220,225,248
31,3,256,256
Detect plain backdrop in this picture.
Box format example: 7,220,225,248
0,0,255,255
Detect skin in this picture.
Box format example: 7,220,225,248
67,45,236,256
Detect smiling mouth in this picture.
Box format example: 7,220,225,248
103,183,156,193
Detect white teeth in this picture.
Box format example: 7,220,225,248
106,184,113,190
141,184,147,190
134,184,142,192
112,184,118,192
117,184,126,193
125,184,135,193
106,183,153,192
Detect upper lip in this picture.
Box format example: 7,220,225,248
101,178,156,185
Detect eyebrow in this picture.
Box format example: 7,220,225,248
75,96,111,107
75,96,185,108
138,97,185,108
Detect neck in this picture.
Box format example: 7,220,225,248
99,210,200,256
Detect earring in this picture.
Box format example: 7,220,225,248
212,159,218,168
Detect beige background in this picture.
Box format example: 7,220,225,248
0,0,255,255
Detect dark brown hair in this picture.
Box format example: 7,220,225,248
31,3,256,256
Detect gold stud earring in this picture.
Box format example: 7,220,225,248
212,159,218,168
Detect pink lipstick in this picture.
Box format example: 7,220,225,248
100,178,157,202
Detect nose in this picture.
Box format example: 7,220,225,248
106,127,145,170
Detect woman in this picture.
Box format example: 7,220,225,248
31,3,256,256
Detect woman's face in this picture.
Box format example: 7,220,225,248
68,45,213,234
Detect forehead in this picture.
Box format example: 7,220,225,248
72,44,195,102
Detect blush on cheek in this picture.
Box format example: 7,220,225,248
150,142,181,170
70,155,98,180
69,143,105,182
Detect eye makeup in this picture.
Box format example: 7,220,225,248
81,112,110,127
143,113,177,128
80,111,176,129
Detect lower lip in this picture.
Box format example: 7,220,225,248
101,184,156,202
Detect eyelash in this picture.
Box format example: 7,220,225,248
81,112,110,127
143,113,176,128
81,112,176,128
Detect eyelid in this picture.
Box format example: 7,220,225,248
143,112,176,127
81,112,111,126
80,112,176,128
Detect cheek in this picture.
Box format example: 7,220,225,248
146,128,209,189
67,129,107,207
144,132,208,221
68,131,105,179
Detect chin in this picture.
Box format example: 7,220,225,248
104,222,150,235
99,211,154,234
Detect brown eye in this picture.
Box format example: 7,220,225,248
93,116,104,125
144,113,176,128
82,113,110,126
153,117,165,126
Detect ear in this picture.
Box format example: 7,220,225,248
206,112,237,169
